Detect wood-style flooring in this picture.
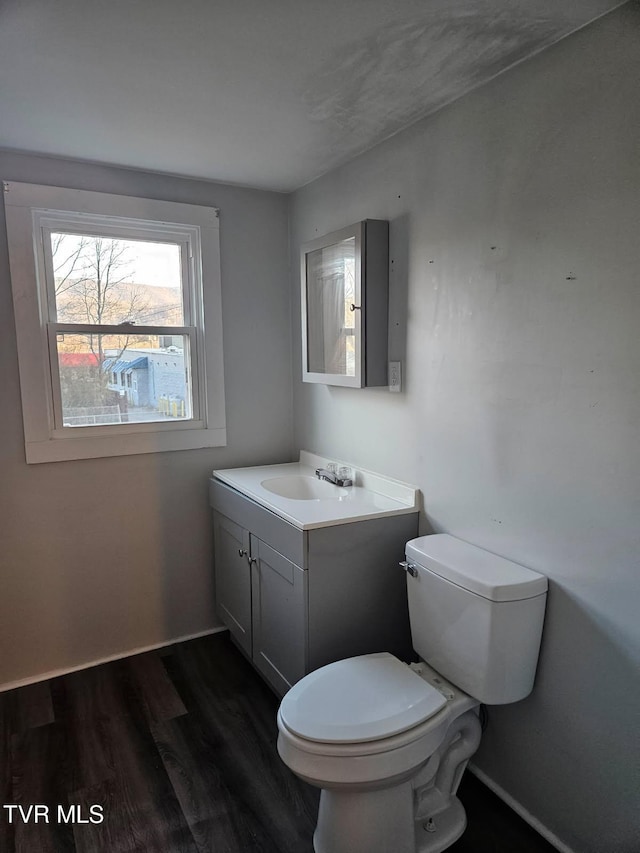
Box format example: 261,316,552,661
0,632,557,853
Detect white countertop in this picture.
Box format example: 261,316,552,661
212,451,419,530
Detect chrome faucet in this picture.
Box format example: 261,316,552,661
315,467,353,487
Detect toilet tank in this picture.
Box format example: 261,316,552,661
405,535,547,705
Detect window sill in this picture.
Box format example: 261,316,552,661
25,425,227,464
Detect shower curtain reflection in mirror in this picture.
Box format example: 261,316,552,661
305,237,356,376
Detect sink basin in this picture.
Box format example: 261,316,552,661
261,476,349,501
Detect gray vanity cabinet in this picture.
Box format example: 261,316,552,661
212,513,306,694
210,477,418,697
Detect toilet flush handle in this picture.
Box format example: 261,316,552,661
399,561,418,578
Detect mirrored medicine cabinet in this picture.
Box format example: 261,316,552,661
301,219,388,387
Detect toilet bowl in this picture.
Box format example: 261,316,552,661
277,534,548,853
277,653,482,853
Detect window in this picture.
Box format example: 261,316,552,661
4,181,226,462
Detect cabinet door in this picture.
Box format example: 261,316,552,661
213,513,252,656
251,536,307,696
301,220,388,387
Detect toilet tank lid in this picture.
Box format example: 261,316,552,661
406,535,547,602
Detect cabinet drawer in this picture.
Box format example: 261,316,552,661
209,479,307,568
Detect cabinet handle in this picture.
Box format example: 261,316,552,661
249,557,257,566
349,303,361,312
399,560,418,578
238,548,248,558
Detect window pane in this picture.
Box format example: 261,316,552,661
55,333,192,426
51,233,184,325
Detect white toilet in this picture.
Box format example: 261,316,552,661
277,533,547,853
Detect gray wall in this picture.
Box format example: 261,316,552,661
290,6,639,853
0,151,293,687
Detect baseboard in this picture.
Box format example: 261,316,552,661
468,764,576,853
0,625,228,694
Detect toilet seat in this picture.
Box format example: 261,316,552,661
279,653,448,744
277,695,454,787
277,655,478,788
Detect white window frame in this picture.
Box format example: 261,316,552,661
4,181,226,463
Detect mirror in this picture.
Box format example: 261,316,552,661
305,235,357,377
301,220,388,388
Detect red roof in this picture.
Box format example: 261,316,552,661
58,352,100,367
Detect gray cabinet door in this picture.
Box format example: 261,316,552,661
213,513,252,657
251,536,307,696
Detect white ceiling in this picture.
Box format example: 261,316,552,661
0,0,626,192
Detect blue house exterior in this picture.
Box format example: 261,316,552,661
105,347,188,416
